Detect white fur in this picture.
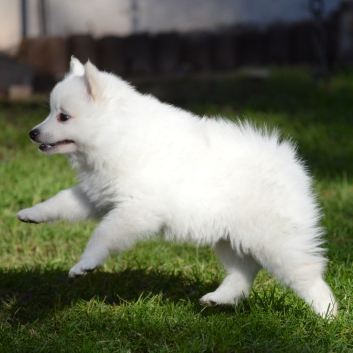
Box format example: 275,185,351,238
17,58,337,318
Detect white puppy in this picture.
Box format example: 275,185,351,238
17,57,337,318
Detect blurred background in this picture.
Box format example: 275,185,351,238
0,0,353,97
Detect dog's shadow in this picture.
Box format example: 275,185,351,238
1,266,236,325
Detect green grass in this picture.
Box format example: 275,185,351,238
1,67,353,352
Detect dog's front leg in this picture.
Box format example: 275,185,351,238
68,206,161,276
17,186,95,224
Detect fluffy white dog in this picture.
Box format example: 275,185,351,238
17,57,337,318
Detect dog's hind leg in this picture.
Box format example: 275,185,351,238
290,271,338,318
200,239,261,306
69,204,162,276
258,248,338,318
17,186,95,224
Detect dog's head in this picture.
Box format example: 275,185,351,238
29,57,126,155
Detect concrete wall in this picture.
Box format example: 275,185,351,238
0,0,343,53
0,0,21,53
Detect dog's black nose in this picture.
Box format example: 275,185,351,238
29,129,40,140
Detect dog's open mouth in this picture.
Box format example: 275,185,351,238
39,140,75,151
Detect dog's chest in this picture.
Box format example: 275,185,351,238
78,168,118,211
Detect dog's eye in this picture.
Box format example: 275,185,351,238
59,113,70,122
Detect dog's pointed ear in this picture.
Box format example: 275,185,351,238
69,56,85,76
84,61,101,101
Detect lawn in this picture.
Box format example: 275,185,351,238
1,68,353,352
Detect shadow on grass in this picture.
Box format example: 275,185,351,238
0,266,327,352
0,266,222,325
0,265,313,324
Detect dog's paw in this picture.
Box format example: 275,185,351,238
16,207,45,224
200,291,237,306
68,259,99,277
